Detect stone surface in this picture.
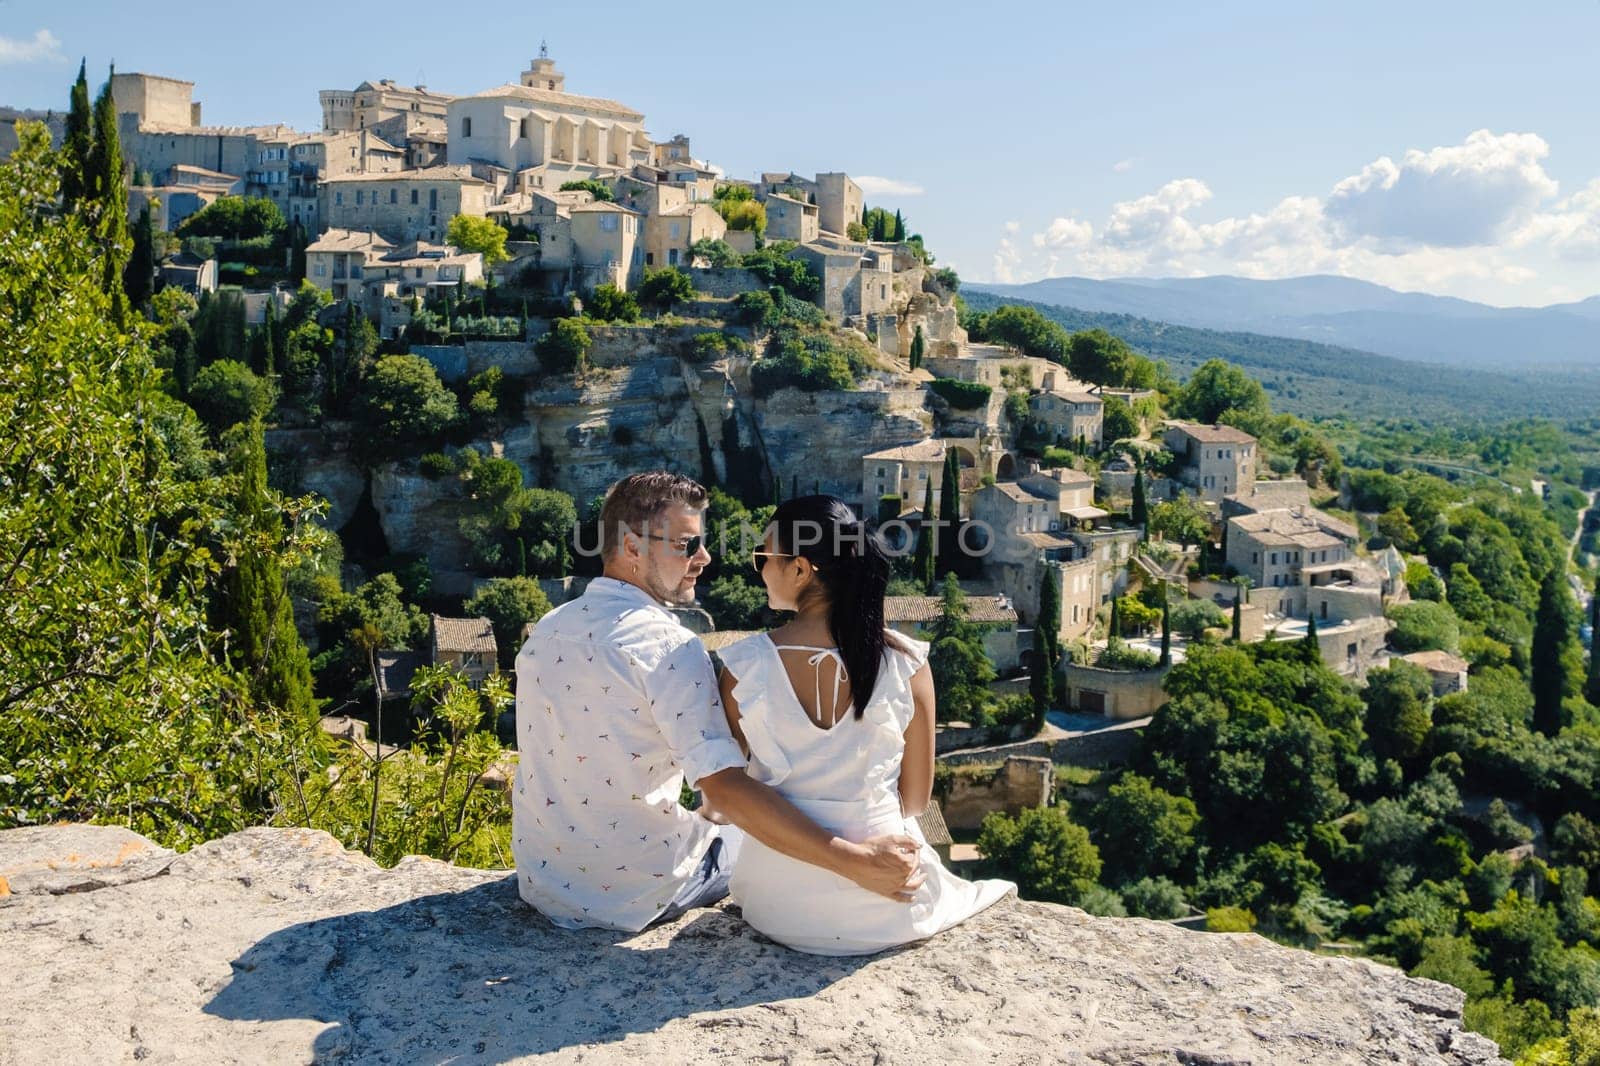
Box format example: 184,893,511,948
1,825,1505,1065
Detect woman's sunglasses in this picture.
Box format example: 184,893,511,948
752,551,823,576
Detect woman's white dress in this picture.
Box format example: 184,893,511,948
716,633,1013,956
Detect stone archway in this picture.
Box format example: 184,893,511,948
948,444,979,469
996,453,1017,480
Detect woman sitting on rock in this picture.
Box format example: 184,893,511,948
712,495,1013,955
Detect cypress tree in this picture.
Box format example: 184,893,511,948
913,476,936,592
1159,585,1172,666
220,420,316,722
1533,566,1577,736
123,205,155,310
261,299,278,377
88,67,129,324
1587,574,1600,706
61,59,92,214
909,325,925,371
1303,612,1321,664
1231,586,1243,641
937,449,961,576
1032,570,1061,716
1108,596,1121,644
289,221,308,283
893,209,904,241
1132,467,1149,533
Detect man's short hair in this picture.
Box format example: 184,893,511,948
599,471,708,558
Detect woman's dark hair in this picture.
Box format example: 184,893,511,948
767,495,903,718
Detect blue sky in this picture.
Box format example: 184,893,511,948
9,2,1600,305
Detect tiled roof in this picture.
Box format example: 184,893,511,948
916,802,953,848
1166,420,1257,444
1402,650,1470,675
885,595,1018,624
863,439,945,463
467,83,644,122
431,615,497,654
375,649,423,698
306,228,395,254
322,165,483,184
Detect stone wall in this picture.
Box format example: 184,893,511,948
0,825,1506,1064
939,719,1150,770
1062,662,1173,720
939,756,1054,831
688,267,765,299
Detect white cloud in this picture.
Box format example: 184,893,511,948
1112,158,1137,173
0,29,64,65
982,129,1597,304
1032,216,1092,250
854,175,925,198
1325,130,1557,248
1003,219,1020,234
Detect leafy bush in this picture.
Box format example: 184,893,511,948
928,377,992,410
585,283,640,323
690,238,737,267
750,327,870,397
1097,642,1160,670
445,214,509,267
177,195,285,240
463,577,552,669
1121,876,1189,919
1387,600,1462,654
188,359,274,433
1169,597,1227,639
976,806,1102,905
638,266,695,310
355,354,459,451
739,244,818,301
419,451,457,478
1206,905,1258,932
558,179,615,202
537,317,591,374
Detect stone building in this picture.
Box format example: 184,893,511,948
320,166,491,244
569,201,642,291
862,438,948,515
764,193,819,243
305,228,483,324
127,164,240,231
814,172,863,238
319,79,453,134
885,594,1021,673
251,129,403,233
110,72,201,128
447,54,656,187
429,615,497,690
1029,387,1104,449
790,239,896,321
1400,650,1471,696
1163,421,1258,504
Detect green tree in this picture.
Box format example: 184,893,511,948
938,449,961,574
909,325,925,370
1386,600,1462,654
189,359,275,433
1104,396,1138,444
928,574,995,721
1174,358,1270,425
61,59,92,214
445,214,509,267
1069,329,1153,388
1032,572,1061,716
87,67,128,324
983,304,1070,361
1148,495,1211,546
123,204,155,310
1364,661,1434,761
177,196,286,241
977,806,1102,904
1160,588,1172,666
1231,586,1243,641
1088,773,1199,883
912,476,936,592
559,178,615,202
0,123,321,846
1132,467,1149,531
1588,573,1600,707
355,354,459,450
463,577,552,670
1303,612,1321,664
457,457,576,578
689,237,736,267
1169,596,1226,640
586,282,640,322
218,420,316,721
538,317,592,374
1533,566,1579,736
637,266,695,310
703,573,771,631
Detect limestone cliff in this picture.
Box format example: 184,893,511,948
1,825,1506,1065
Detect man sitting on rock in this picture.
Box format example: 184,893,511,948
512,470,923,931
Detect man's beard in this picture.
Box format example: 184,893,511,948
642,563,698,607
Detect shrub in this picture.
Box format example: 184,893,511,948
419,451,456,478
750,328,871,397
927,378,992,410
1097,642,1159,670
585,283,639,323
558,179,614,202
1121,876,1189,919
188,359,274,432
1206,906,1257,932
538,317,591,374
739,244,818,300
463,577,552,669
689,238,737,267
638,266,695,310
355,354,459,450
976,806,1102,905
1387,600,1462,654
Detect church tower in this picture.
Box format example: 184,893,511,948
520,42,566,92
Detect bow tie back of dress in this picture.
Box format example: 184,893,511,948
771,644,851,727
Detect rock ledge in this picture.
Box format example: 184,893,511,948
0,825,1505,1065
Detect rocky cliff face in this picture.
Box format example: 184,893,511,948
1,825,1506,1065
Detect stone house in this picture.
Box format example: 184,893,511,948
569,201,643,291
319,79,453,135
157,251,217,296
862,438,948,515
128,164,241,232
764,193,820,243
790,239,896,321
1225,509,1349,614
884,593,1022,673
447,55,654,183
814,172,864,238
252,129,403,234
1163,421,1258,504
430,615,497,690
1028,388,1105,449
111,71,202,128
305,228,395,302
1401,650,1471,696
320,166,491,244
305,228,482,327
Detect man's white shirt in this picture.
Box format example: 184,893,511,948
512,577,746,930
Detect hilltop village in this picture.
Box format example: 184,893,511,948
9,52,1443,736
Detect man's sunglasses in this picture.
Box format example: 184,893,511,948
641,533,703,558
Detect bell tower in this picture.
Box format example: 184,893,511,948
520,41,566,92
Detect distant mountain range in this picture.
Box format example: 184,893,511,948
968,275,1600,369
